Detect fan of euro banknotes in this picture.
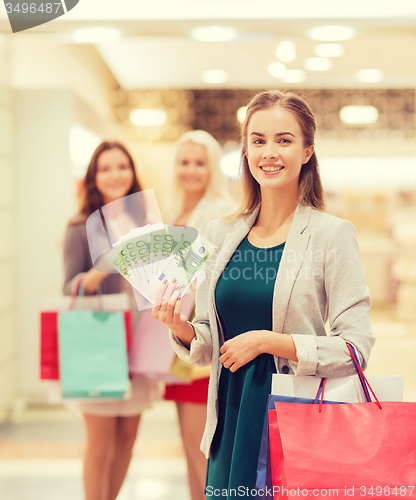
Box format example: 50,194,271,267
105,223,215,305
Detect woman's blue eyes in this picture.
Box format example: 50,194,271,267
253,138,291,145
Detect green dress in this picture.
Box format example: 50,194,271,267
205,237,285,499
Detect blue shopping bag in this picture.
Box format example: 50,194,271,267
255,391,342,499
58,282,129,399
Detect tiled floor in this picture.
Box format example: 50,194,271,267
0,401,190,500
0,312,415,500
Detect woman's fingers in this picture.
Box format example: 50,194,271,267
152,279,183,325
219,343,240,371
160,279,178,307
153,279,169,311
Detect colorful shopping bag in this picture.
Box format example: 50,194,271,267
271,344,416,499
129,293,195,382
256,393,342,499
40,279,132,380
57,281,130,399
58,309,129,399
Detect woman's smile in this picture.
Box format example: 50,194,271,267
259,163,285,174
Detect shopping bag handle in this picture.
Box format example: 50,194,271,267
314,343,382,412
346,342,382,409
69,277,104,311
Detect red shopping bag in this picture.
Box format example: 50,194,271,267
268,408,284,492
270,344,416,499
40,280,132,380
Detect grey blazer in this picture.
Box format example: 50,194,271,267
63,221,126,296
170,202,375,457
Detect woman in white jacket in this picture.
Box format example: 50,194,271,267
152,91,375,499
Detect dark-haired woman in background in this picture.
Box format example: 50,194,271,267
63,141,157,500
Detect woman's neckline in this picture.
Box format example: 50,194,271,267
244,236,286,250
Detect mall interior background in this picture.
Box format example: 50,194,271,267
0,2,415,498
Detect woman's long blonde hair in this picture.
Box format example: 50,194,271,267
233,90,325,218
168,130,232,218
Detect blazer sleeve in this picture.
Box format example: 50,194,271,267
290,220,375,377
168,221,216,367
63,224,89,296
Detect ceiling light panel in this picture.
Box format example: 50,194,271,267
275,41,296,62
340,105,379,125
307,25,356,42
202,70,228,84
190,26,237,42
220,150,241,179
314,44,344,58
72,27,122,43
237,106,248,124
130,109,167,126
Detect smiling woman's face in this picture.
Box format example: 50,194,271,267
95,148,134,204
176,142,210,196
246,105,314,194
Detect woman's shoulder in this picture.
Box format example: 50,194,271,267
64,217,87,242
308,208,357,243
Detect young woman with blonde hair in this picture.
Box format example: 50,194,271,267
164,129,236,500
152,90,375,498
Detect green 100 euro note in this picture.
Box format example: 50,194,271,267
146,231,215,303
104,224,213,304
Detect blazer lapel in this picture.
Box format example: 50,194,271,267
272,203,312,333
210,207,260,295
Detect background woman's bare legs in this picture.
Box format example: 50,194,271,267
176,402,208,500
83,414,141,500
107,415,141,500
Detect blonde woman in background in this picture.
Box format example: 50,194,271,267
164,130,236,500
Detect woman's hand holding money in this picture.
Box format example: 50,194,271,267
151,278,196,349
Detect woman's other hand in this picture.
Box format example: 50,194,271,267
151,279,196,348
219,330,264,372
220,330,298,372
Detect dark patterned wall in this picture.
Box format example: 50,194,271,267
112,87,415,144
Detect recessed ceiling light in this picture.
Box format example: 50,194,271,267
190,26,237,42
314,44,345,58
304,57,332,71
356,69,383,83
237,106,248,124
130,109,167,127
340,105,378,125
282,69,307,83
307,25,356,42
267,62,287,79
72,27,122,44
276,41,296,63
202,70,228,84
